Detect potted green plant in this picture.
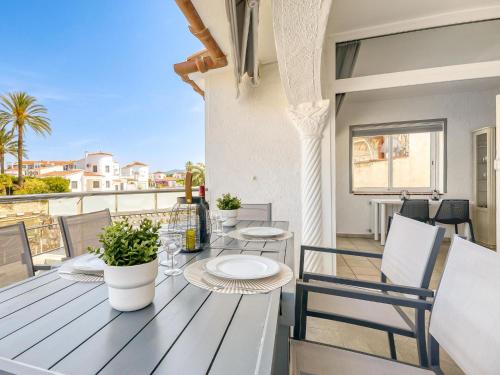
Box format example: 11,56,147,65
216,193,241,226
88,219,160,312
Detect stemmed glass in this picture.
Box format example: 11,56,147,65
162,233,183,276
158,228,175,267
211,212,223,235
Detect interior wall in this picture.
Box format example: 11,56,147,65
205,63,302,250
352,19,500,77
336,87,500,235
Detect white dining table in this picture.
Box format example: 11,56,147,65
371,198,473,245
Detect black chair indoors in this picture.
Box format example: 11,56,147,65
387,199,429,233
431,199,475,242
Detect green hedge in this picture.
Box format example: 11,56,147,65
13,176,70,195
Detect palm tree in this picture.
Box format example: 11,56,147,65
0,128,21,174
191,163,205,186
0,92,51,186
185,160,193,172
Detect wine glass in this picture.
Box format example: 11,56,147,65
159,232,177,267
211,212,223,235
163,233,183,276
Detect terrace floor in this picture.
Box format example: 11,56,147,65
306,236,463,374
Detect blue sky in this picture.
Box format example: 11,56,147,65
0,0,205,172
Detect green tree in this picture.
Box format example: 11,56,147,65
191,163,205,186
0,92,51,186
0,128,17,174
185,161,193,172
42,176,70,193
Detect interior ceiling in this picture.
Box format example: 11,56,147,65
190,0,500,71
346,76,500,103
329,0,500,36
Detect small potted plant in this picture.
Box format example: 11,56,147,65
216,193,241,226
89,219,160,312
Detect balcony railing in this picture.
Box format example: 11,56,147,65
0,188,197,260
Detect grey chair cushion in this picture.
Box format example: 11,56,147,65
308,283,411,331
290,339,433,375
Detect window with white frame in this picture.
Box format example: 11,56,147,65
92,165,98,173
350,119,446,193
71,181,78,189
92,181,100,189
106,181,110,188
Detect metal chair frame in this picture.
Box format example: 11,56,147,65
58,209,112,258
431,199,475,242
0,222,54,281
297,225,445,367
237,203,272,221
388,198,430,233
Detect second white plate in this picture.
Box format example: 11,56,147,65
239,227,285,238
205,255,280,280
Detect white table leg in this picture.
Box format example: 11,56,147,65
373,202,379,241
380,203,387,246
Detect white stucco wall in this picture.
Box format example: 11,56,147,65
336,88,500,235
205,63,302,250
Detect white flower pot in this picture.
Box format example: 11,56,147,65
104,258,158,312
220,209,238,227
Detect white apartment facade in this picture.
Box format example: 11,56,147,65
11,153,150,193
121,162,150,190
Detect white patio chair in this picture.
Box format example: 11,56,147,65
291,236,500,374
298,214,445,366
237,203,272,221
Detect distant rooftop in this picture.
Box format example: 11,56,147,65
39,170,83,177
13,160,75,166
86,152,113,157
123,161,148,168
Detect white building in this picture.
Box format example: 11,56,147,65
121,162,150,190
75,152,116,191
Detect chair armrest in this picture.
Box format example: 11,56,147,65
303,272,434,298
33,264,55,271
299,245,382,278
296,280,432,310
294,279,432,340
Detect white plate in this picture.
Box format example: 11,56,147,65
239,227,285,238
205,255,280,280
72,254,106,273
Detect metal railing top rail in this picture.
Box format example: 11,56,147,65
0,187,198,203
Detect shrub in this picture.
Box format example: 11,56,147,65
14,178,51,195
88,219,160,267
42,177,70,193
216,193,241,210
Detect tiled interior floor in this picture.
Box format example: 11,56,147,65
306,236,463,374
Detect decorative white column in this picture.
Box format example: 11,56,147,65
272,0,334,273
288,100,330,272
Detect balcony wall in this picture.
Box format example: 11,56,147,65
0,188,193,256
